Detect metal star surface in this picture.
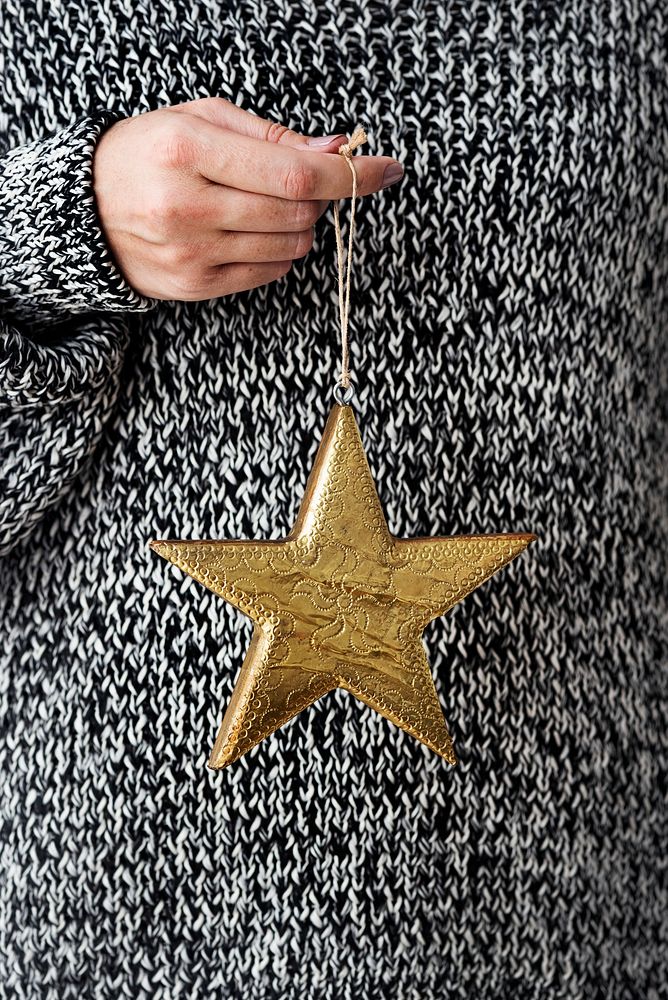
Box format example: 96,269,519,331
150,404,536,769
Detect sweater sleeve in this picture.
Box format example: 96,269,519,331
0,110,158,556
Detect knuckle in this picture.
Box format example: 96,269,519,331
293,228,314,258
158,122,198,171
264,120,293,145
283,162,318,201
295,200,321,228
163,240,201,269
145,187,184,235
182,191,210,225
190,96,222,112
170,268,210,299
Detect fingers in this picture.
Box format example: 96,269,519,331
95,99,405,304
216,228,317,263
163,260,293,302
159,227,316,271
199,184,330,232
172,96,348,152
117,225,313,299
133,258,295,300
208,260,294,297
177,115,403,200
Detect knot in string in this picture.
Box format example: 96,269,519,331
333,124,368,403
337,125,368,160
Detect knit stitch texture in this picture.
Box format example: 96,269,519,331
0,2,667,998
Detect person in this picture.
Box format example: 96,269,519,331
0,2,665,997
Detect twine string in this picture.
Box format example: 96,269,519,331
333,125,368,399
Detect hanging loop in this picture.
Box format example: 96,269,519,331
333,377,355,405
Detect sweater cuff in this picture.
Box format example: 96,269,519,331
0,109,157,325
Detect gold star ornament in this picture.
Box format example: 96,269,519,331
150,404,536,770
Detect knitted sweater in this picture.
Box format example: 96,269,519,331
1,2,666,998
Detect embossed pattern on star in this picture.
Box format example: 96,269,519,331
150,404,536,768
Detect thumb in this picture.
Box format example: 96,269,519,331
171,96,348,152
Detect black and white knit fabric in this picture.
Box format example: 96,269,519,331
1,2,666,998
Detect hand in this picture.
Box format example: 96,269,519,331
92,97,404,301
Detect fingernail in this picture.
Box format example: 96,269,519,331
381,162,404,188
306,133,346,147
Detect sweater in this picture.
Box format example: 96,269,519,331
1,2,666,998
